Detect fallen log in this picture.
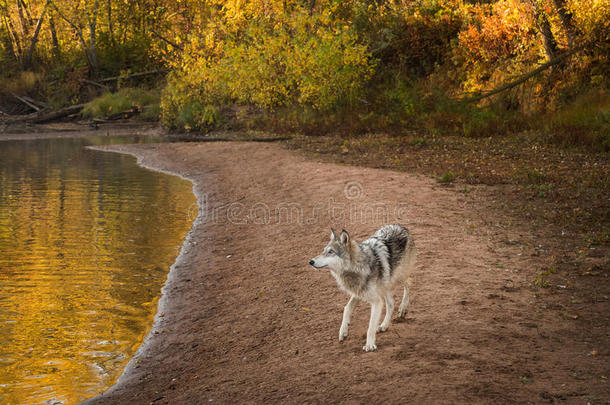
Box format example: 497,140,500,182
106,106,140,120
87,106,141,128
12,93,44,112
89,106,140,124
0,103,86,124
22,95,50,110
30,103,85,123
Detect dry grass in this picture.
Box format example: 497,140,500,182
0,71,43,95
82,88,160,119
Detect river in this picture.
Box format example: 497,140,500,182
0,135,195,404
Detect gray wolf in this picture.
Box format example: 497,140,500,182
309,225,416,352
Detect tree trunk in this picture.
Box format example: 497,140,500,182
24,0,51,68
1,29,16,60
19,0,33,24
2,15,21,61
552,0,577,48
533,2,558,61
52,2,98,78
107,0,115,45
308,0,315,14
86,0,100,78
48,14,61,59
1,19,16,59
77,32,95,76
16,0,29,37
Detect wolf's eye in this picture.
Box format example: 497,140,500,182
328,249,335,255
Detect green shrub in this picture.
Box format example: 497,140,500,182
437,172,456,184
461,108,501,137
373,81,424,128
174,102,222,132
523,168,547,185
82,92,132,118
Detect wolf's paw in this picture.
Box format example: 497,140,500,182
377,324,389,333
398,309,408,318
339,326,349,341
362,343,377,352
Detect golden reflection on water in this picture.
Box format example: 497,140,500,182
0,137,196,404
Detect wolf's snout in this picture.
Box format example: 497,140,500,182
309,259,315,266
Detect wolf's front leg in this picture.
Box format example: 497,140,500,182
339,295,359,341
363,299,383,352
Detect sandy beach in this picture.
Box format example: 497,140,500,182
73,141,608,404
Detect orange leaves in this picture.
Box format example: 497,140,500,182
459,7,533,66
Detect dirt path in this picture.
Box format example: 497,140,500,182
84,142,608,404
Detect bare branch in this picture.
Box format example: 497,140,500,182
98,69,168,83
150,29,184,51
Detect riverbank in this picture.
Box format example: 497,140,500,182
82,141,607,404
0,123,161,141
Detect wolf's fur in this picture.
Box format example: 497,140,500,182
309,225,416,352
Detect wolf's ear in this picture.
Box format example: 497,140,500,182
330,228,337,241
340,229,350,244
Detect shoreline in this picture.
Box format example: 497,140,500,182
0,125,162,141
78,141,607,404
83,145,205,400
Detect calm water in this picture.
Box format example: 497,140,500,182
0,136,196,404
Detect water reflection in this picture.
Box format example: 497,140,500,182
0,136,196,404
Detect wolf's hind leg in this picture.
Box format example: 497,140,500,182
339,295,359,341
363,298,383,352
398,283,410,318
378,291,394,332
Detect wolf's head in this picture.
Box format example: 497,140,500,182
309,228,352,271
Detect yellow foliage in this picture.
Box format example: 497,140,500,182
161,8,376,130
